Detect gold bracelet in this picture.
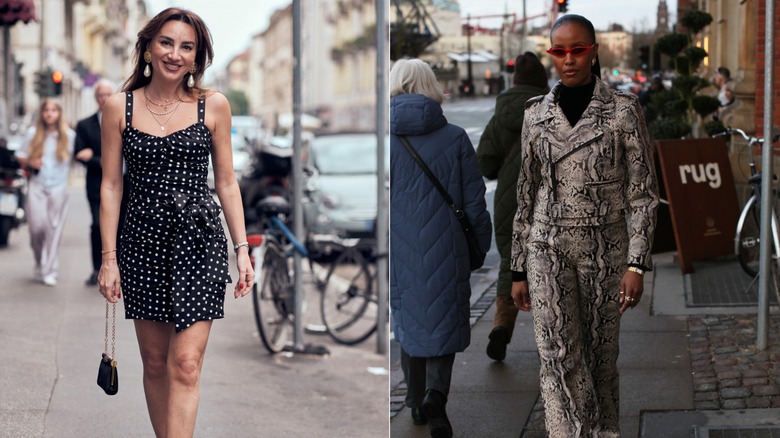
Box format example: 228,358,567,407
627,266,645,276
101,249,117,254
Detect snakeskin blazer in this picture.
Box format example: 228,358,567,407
510,79,659,272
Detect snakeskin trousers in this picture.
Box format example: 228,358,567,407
526,220,627,437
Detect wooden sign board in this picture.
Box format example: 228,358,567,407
656,138,740,273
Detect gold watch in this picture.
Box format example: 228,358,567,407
627,266,645,276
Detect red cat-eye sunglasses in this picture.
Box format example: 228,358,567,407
546,44,596,58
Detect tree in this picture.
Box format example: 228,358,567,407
648,10,722,139
224,89,250,116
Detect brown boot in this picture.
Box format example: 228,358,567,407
486,296,519,361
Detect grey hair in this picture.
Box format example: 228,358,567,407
389,58,444,104
93,78,116,96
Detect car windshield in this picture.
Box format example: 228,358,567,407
312,135,388,175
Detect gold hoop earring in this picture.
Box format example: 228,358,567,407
143,50,152,78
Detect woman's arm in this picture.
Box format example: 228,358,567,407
98,92,125,303
207,92,253,298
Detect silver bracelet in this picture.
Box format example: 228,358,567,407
233,241,249,253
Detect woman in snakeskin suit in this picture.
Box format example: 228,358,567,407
510,15,659,437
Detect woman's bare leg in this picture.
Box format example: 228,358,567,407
165,320,213,438
134,320,175,437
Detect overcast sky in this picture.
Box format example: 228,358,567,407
457,0,678,33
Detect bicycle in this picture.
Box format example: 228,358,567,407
248,195,310,353
248,195,382,351
318,236,385,345
713,127,780,283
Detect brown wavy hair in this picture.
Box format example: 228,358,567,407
27,98,70,162
121,7,214,97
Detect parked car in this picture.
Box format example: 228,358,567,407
303,132,389,256
207,133,252,192
238,135,294,228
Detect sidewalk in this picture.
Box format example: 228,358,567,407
390,251,780,437
0,185,389,438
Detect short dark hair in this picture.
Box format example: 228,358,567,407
717,67,731,80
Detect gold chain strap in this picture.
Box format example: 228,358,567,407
104,301,116,361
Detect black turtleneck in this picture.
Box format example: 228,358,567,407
558,79,596,126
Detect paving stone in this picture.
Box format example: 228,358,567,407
746,396,771,408
694,391,719,401
720,379,741,388
717,370,741,380
752,385,780,396
694,382,717,392
694,401,721,410
720,387,751,399
743,377,769,386
722,398,747,409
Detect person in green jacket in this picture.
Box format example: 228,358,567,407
477,51,549,361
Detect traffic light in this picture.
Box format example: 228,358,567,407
51,70,63,96
33,68,54,98
506,59,515,74
639,45,650,69
557,0,568,13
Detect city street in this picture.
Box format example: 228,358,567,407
0,173,388,438
390,96,780,437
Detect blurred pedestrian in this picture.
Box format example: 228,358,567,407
15,98,75,286
638,74,665,123
477,51,548,362
713,66,735,108
74,79,115,286
390,58,492,438
98,7,253,437
511,14,658,436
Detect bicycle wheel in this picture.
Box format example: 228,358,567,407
736,196,761,277
253,240,294,353
320,247,377,345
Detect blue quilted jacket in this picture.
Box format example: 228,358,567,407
390,93,492,357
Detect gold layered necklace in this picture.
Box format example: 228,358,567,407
143,87,182,131
144,86,179,112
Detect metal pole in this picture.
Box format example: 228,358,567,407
757,0,774,350
375,0,388,355
3,26,10,138
292,0,305,352
466,14,473,94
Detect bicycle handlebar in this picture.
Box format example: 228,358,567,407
713,127,780,145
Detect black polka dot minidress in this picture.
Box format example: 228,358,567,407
118,91,232,332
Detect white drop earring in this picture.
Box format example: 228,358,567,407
143,50,152,78
187,63,197,87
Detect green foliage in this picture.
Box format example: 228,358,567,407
680,10,713,35
650,119,691,140
703,119,727,137
648,8,714,139
692,95,721,118
225,89,250,115
655,33,689,58
685,47,708,71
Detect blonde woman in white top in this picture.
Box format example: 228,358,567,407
15,98,75,286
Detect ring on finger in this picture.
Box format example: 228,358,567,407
626,296,636,303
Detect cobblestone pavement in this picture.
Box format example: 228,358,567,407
520,314,780,437
688,314,780,410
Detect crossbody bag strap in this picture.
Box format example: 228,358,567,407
397,135,460,213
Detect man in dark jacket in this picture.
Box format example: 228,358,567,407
74,79,114,285
476,52,548,361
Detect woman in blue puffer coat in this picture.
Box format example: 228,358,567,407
390,58,492,438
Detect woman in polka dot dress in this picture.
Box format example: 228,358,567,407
97,8,253,436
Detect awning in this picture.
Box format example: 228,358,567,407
447,51,500,63
0,0,36,26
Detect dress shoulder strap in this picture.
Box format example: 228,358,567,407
125,91,134,128
197,97,205,124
